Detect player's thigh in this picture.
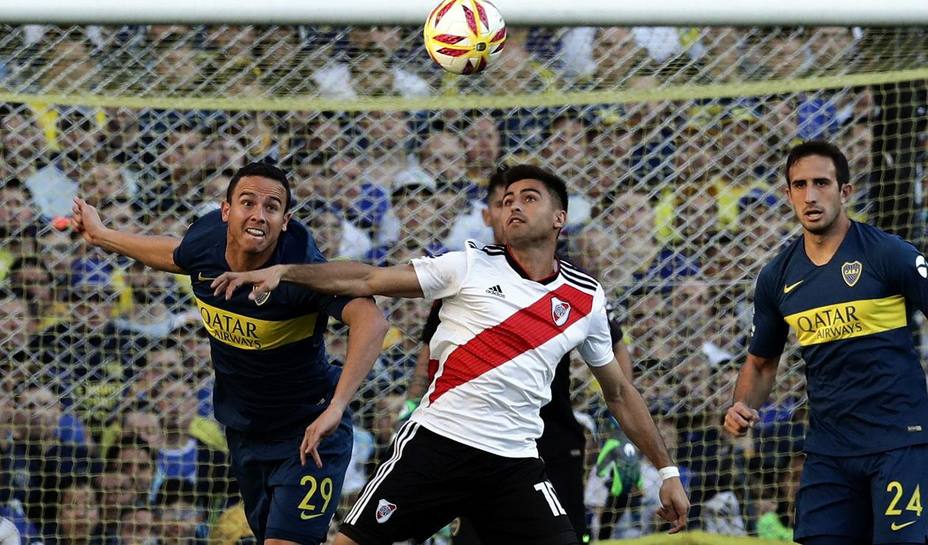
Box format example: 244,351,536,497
266,414,353,545
794,453,872,543
543,453,587,540
226,429,273,543
469,457,578,545
339,422,470,545
870,444,928,545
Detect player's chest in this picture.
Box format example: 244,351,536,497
778,256,902,346
451,277,594,345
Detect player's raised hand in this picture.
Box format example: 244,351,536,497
212,265,285,300
656,477,690,534
724,401,760,437
300,405,343,468
71,197,106,244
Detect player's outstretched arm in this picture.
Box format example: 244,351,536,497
212,262,425,300
71,197,183,273
723,353,780,437
300,297,389,468
590,359,690,534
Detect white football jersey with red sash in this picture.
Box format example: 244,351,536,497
410,241,615,458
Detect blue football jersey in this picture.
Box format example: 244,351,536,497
750,221,928,455
173,210,350,433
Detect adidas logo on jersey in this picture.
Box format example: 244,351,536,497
375,499,397,523
485,285,505,298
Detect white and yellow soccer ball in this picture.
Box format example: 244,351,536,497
423,0,507,74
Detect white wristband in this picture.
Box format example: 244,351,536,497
658,466,680,481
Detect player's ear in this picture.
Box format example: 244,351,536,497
220,201,230,222
282,211,292,231
840,181,853,203
481,206,492,228
553,210,567,230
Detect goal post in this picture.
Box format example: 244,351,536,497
0,10,926,545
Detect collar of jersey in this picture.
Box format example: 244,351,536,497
503,244,561,285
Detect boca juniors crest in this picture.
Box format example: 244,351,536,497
841,261,862,287
551,297,571,326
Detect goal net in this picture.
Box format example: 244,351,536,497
1,22,926,544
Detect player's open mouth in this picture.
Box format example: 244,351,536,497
245,228,266,238
804,210,823,221
508,216,526,225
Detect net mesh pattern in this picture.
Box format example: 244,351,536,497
1,23,926,543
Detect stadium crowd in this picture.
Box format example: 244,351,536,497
1,23,925,544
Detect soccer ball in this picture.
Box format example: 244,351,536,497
423,0,507,75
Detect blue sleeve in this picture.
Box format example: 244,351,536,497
879,234,928,317
172,237,192,274
172,209,223,274
748,268,788,358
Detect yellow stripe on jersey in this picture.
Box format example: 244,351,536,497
195,297,318,350
784,295,908,346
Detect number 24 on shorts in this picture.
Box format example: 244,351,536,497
885,481,922,531
298,476,334,520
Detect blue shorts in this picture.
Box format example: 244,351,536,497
795,444,928,544
226,413,353,545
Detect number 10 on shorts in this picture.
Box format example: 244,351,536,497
534,481,567,517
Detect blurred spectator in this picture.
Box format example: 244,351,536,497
8,257,67,334
2,385,96,531
207,503,254,545
624,285,673,363
669,278,732,363
370,166,447,265
576,190,659,296
80,163,133,206
154,480,206,545
357,110,414,188
107,436,157,506
733,188,789,277
463,114,503,185
116,507,158,545
542,114,594,230
152,377,234,510
1,108,46,180
0,293,29,354
36,228,80,287
313,28,428,99
0,178,38,247
299,203,372,261
95,462,135,543
44,478,103,545
114,261,197,342
26,107,99,218
29,258,139,439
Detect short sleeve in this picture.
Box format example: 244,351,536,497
878,234,928,317
411,251,469,300
579,292,616,367
172,237,192,273
748,269,788,358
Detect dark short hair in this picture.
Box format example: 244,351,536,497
104,432,155,470
784,140,851,187
226,162,292,211
499,164,568,213
155,477,198,508
484,165,509,204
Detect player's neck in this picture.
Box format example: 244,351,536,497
803,214,851,266
224,243,275,272
506,240,558,281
